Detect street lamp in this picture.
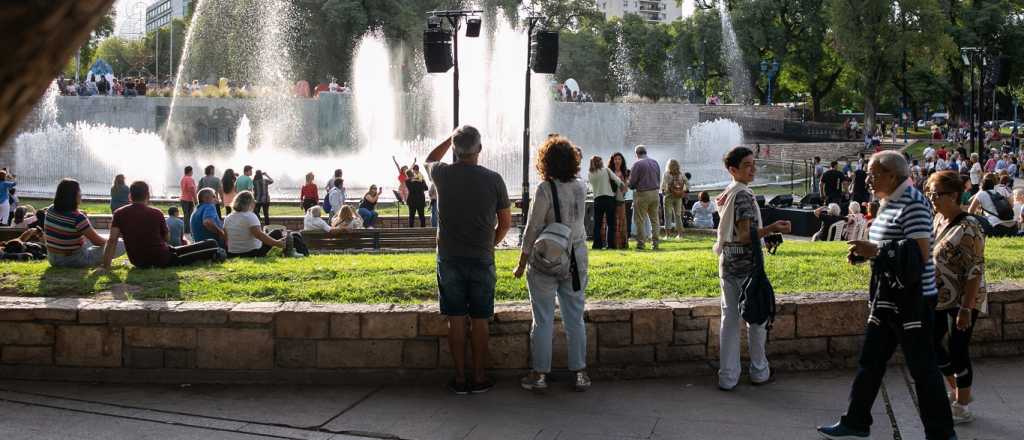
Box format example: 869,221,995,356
961,47,986,154
759,59,780,105
521,16,555,236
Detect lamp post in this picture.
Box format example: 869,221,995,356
899,96,909,144
521,16,548,236
759,59,780,105
425,10,483,131
961,47,985,154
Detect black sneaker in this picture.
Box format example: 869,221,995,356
470,377,495,394
447,378,469,395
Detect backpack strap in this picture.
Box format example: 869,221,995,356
548,179,562,224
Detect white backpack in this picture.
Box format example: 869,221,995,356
528,180,581,289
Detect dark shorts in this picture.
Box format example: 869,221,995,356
437,256,496,319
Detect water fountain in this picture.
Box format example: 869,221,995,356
718,2,751,103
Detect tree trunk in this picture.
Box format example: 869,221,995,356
0,0,116,145
864,92,878,135
948,60,965,124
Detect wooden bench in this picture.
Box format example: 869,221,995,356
301,228,437,251
0,228,27,242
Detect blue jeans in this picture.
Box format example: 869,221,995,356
48,242,124,268
357,208,378,227
437,256,496,319
526,244,588,373
430,200,438,227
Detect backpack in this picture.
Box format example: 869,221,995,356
669,177,687,198
528,180,582,290
323,190,333,214
983,190,1014,221
740,224,776,330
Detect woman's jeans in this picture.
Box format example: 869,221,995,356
527,244,589,373
592,195,616,249
358,208,378,227
665,196,684,234
430,200,438,227
181,200,195,233
718,257,769,388
48,242,125,268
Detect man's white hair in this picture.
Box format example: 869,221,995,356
452,125,482,155
871,150,909,180
634,145,647,156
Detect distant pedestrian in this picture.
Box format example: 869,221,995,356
357,185,381,228
110,174,130,213
588,155,622,249
198,165,223,219
405,170,428,227
235,165,254,193
628,145,661,250
221,169,237,215
300,173,319,212
608,153,631,249
661,159,689,237
252,170,273,226
426,125,512,395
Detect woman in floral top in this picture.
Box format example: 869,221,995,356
925,170,987,425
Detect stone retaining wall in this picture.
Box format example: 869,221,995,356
1,285,1021,383
755,142,867,162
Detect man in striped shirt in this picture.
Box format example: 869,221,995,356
819,151,956,440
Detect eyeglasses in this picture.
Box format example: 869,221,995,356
925,191,953,199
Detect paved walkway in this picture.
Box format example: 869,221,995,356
0,357,1020,439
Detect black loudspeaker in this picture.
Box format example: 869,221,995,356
798,194,822,208
531,31,559,74
423,29,453,73
767,194,793,208
465,17,482,38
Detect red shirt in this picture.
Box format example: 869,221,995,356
300,183,318,201
111,203,171,268
180,175,197,202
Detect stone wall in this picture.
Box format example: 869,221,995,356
84,214,522,231
1,285,1021,383
754,142,866,162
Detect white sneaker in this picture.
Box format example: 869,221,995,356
951,402,974,425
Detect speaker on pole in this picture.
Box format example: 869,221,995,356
423,29,453,73
531,31,559,74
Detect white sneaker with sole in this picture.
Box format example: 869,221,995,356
951,402,974,425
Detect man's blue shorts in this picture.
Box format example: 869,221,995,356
437,256,496,319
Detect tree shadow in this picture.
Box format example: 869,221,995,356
39,266,110,298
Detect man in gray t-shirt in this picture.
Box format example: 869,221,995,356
425,125,512,395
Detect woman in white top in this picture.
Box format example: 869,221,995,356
303,206,331,233
691,191,715,229
969,153,983,186
587,155,622,250
223,191,286,258
514,135,591,393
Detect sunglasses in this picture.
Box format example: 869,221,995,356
925,191,954,198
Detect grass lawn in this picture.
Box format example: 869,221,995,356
2,237,1022,304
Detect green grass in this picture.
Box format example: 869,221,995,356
3,237,1023,304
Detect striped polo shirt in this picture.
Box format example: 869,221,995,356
44,208,92,253
869,181,937,296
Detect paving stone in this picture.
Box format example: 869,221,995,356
632,308,673,345
767,337,828,356
329,314,360,339
124,327,196,349
551,322,598,368
317,340,403,368
600,345,654,364
656,344,706,362
0,322,54,345
402,339,438,369
276,340,317,369
771,314,795,340
55,326,122,367
488,334,529,369
196,328,273,369
1003,322,1024,340
674,329,707,346
361,312,417,339
276,312,329,339
829,335,865,356
973,315,1003,342
491,322,531,335
1,346,52,365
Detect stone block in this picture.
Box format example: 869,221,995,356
229,302,281,324
275,312,329,339
1003,322,1024,340
673,329,707,346
675,315,710,330
597,322,631,347
796,300,868,337
487,334,528,369
126,347,164,369
276,340,317,368
329,314,360,339
0,322,54,345
107,309,149,325
656,344,706,362
2,346,52,365
196,328,273,369
585,307,631,322
402,339,438,369
78,309,107,324
632,309,673,345
691,304,721,317
491,322,531,335
552,322,597,368
124,327,196,349
771,315,796,340
164,350,195,369
159,302,232,325
828,335,865,356
361,312,417,339
1004,302,1024,323
55,326,122,367
767,338,828,357
317,340,403,368
600,346,654,364
493,305,532,322
973,316,1002,342
419,313,449,337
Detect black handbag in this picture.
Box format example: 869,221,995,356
740,224,776,330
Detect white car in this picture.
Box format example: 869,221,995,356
916,120,929,129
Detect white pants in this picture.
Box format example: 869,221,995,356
718,258,770,388
0,200,9,226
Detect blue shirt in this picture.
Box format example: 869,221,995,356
190,203,222,244
167,216,185,247
0,181,15,204
869,182,937,297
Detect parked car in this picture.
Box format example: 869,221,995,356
999,121,1017,129
930,113,949,125
917,120,929,129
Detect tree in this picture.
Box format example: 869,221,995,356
63,8,116,80
94,36,150,77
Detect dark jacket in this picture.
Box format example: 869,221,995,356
869,239,926,331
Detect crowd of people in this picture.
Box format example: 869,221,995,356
57,74,357,100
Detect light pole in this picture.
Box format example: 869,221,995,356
900,96,909,144
521,15,548,234
961,47,985,154
759,59,780,105
425,10,483,130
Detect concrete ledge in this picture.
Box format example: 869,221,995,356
1,285,1022,384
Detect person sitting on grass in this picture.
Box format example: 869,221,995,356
331,205,363,231
357,185,381,228
110,174,130,213
190,188,226,248
691,191,715,229
303,205,331,233
223,191,289,258
166,206,186,247
101,181,223,269
44,179,125,268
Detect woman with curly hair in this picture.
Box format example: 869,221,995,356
514,135,591,393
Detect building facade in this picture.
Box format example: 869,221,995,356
597,0,685,23
145,0,191,33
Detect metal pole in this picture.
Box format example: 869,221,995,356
522,19,536,233
452,18,460,130
155,29,159,80
169,23,174,83
970,62,976,154
790,160,794,195
75,49,80,83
